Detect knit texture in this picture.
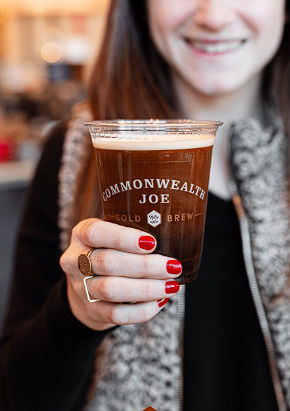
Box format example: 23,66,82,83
229,118,290,407
58,103,92,252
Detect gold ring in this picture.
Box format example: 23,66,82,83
78,248,96,276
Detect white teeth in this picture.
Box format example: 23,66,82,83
191,40,242,53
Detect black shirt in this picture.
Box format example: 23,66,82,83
183,193,278,410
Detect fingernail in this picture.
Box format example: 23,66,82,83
139,235,156,250
166,260,182,275
165,280,180,294
158,298,170,307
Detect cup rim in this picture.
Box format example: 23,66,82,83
84,119,223,131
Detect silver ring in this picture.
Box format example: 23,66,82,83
83,276,100,303
78,248,96,276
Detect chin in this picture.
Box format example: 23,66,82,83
192,77,250,97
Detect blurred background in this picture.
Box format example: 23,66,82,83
0,0,110,334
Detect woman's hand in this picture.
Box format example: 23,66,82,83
60,218,182,331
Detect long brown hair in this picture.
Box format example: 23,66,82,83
74,0,290,223
263,0,290,132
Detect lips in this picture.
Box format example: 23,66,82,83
185,38,246,55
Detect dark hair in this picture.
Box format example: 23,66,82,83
75,0,290,222
88,0,177,120
263,0,290,134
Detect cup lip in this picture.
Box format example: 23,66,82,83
84,119,223,131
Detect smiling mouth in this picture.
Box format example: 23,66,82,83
185,38,247,54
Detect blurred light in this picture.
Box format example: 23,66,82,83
40,41,62,63
63,35,91,64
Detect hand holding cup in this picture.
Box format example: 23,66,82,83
60,218,182,331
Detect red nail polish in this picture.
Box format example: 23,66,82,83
139,236,156,250
166,260,182,275
165,280,180,294
158,298,170,308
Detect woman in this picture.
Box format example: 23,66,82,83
1,0,290,410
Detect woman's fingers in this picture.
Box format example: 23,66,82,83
73,218,157,254
83,300,172,331
61,218,182,280
67,275,176,331
61,218,182,331
83,276,180,303
88,249,182,279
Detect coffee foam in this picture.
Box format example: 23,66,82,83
92,134,215,151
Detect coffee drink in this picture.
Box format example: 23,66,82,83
85,120,222,283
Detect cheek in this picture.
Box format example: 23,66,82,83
148,0,177,30
241,0,285,41
240,1,285,70
147,0,195,41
